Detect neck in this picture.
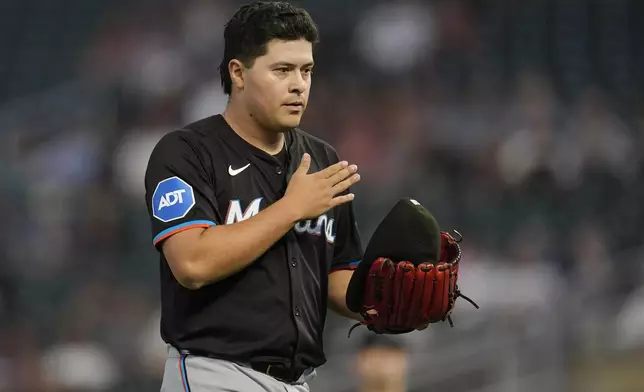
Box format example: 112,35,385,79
222,101,284,155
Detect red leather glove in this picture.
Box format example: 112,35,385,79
350,231,478,335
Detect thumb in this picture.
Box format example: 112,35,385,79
296,153,311,175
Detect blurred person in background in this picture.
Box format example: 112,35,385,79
354,335,409,392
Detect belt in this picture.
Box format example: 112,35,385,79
176,347,303,383
249,362,303,384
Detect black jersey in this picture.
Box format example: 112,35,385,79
144,114,363,376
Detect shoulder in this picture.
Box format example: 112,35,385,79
182,114,226,136
147,117,226,178
292,127,337,153
152,115,224,158
149,129,201,163
291,127,340,164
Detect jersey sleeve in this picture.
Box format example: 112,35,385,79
330,199,364,273
326,142,363,272
144,131,220,250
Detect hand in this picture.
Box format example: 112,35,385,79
284,153,361,220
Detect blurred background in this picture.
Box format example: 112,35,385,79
1,0,644,391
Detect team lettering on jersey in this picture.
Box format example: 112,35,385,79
224,197,336,243
225,198,264,224
294,215,336,244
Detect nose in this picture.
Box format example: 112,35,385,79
289,72,307,95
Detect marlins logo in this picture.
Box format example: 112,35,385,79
152,176,196,222
224,198,336,243
294,214,336,244
225,198,263,224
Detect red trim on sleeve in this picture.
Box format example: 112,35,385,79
153,223,211,247
330,264,359,274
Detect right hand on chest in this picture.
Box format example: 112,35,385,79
284,153,361,220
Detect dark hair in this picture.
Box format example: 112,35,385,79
219,1,320,95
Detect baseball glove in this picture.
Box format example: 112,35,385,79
345,198,478,336
349,231,478,336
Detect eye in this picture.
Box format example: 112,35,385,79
275,67,290,74
302,68,313,76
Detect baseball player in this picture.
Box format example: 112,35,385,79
145,2,475,391
145,2,362,391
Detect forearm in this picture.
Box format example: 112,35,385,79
177,197,300,288
328,270,362,321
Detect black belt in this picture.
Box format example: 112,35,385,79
178,348,304,383
250,362,303,383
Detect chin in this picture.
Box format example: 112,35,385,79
276,115,303,130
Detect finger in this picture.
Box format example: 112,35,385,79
295,153,311,175
417,263,437,325
330,193,355,207
364,257,395,334
331,174,361,194
392,261,416,327
406,264,426,326
430,264,450,318
326,164,358,186
316,160,348,178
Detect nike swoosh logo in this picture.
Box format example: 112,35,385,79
228,163,251,176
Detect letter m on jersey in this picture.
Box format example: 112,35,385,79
225,198,263,224
152,176,196,222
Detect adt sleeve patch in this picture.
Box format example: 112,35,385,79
152,176,196,222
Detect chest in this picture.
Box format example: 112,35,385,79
211,156,338,250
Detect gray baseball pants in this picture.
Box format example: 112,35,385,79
160,345,315,392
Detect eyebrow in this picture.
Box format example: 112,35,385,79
270,61,315,68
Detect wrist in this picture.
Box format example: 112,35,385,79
275,195,303,224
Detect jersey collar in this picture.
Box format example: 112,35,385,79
216,114,291,167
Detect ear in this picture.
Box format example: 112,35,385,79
228,59,245,91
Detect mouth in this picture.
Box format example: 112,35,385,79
283,102,304,109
